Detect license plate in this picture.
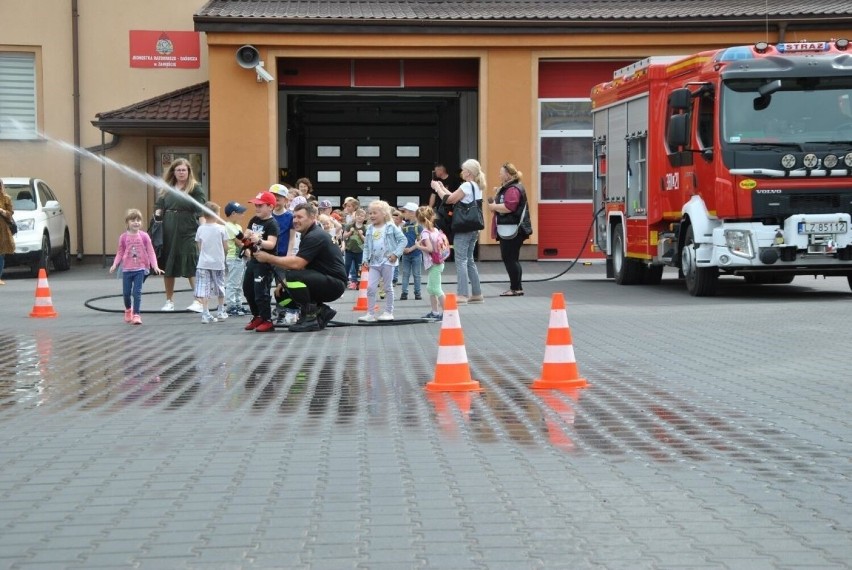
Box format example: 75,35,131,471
797,221,847,234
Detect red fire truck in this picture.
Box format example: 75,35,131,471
591,40,852,295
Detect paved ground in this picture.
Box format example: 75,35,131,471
0,260,850,569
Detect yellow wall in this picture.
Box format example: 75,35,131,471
0,0,207,256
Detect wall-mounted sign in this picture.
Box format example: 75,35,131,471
130,31,200,69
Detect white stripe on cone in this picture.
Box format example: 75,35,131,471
441,309,460,329
549,309,569,328
436,344,469,365
33,298,54,306
543,344,576,363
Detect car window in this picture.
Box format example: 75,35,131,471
41,182,57,203
37,183,50,207
7,183,36,211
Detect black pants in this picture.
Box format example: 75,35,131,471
499,234,525,291
281,268,346,309
243,259,274,320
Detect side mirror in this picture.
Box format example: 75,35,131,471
668,88,692,111
667,113,690,149
44,200,60,209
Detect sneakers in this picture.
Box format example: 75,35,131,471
358,314,377,323
131,314,142,325
399,293,408,301
245,316,263,330
215,309,228,320
201,312,218,324
468,294,485,304
124,308,133,323
255,320,275,332
414,294,422,301
161,300,175,311
227,306,248,316
422,311,438,319
377,312,394,321
456,296,468,305
187,300,203,313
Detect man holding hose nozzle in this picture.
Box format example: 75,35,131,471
253,202,347,332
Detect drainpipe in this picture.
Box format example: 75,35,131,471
71,0,83,259
777,21,788,43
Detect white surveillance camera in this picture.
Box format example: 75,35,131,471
255,63,274,83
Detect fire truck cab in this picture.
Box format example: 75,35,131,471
591,40,852,296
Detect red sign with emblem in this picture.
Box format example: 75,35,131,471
129,31,200,69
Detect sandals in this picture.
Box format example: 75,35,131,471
499,290,524,297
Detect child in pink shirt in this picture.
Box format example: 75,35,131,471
109,208,163,324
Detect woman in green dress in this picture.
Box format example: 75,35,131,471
154,158,206,311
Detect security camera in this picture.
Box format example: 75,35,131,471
236,45,274,83
254,63,274,83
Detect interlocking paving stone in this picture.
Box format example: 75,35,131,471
0,264,850,568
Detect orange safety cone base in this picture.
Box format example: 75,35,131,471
426,378,483,392
531,376,588,390
29,310,58,318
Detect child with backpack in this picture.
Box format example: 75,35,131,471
414,206,449,321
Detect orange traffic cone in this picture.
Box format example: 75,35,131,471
425,294,482,392
29,268,58,318
531,292,587,390
352,266,369,312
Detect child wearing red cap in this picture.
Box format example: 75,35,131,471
242,191,279,332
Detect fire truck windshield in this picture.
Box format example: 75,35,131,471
721,77,852,147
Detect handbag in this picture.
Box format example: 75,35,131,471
451,183,484,233
496,203,527,240
4,216,17,235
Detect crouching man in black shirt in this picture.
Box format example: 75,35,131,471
254,202,347,332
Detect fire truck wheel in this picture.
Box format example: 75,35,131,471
613,223,643,285
682,225,718,297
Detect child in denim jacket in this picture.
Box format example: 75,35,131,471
358,200,406,322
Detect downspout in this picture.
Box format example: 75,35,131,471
71,0,83,259
88,129,121,268
777,21,788,43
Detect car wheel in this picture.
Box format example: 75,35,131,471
54,231,71,271
29,233,51,278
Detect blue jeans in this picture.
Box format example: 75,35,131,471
0,254,5,280
122,269,145,314
400,253,421,295
344,250,363,283
452,231,481,297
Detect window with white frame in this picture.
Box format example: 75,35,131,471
539,99,593,201
0,52,37,140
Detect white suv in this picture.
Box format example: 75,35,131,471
2,177,72,277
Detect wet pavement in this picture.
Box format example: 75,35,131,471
0,262,850,569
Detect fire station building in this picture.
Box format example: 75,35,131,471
2,1,850,259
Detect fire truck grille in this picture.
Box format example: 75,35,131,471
789,193,841,212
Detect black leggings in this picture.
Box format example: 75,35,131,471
499,234,525,291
